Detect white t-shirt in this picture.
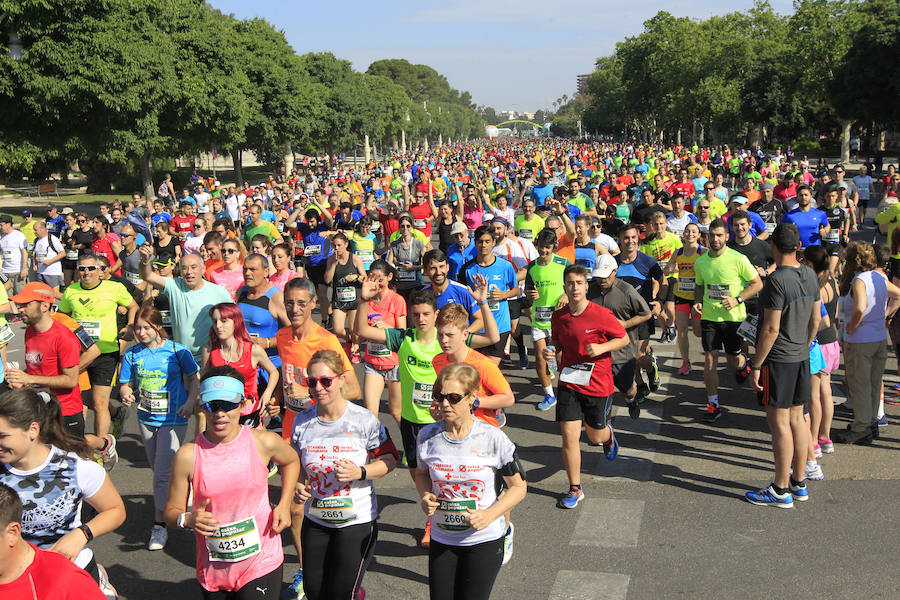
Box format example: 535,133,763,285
291,402,387,528
183,234,203,256
593,232,620,254
195,191,211,213
33,234,64,276
1,229,27,274
493,236,538,294
225,194,240,221
416,419,517,547
853,175,873,201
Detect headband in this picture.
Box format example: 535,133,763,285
199,376,245,403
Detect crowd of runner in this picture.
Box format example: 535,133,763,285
1,139,899,599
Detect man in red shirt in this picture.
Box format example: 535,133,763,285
546,264,629,509
669,167,696,206
0,483,105,599
405,176,436,239
169,201,197,242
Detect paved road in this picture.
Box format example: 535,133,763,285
6,310,899,599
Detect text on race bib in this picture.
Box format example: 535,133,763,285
435,498,476,531
310,496,357,525
559,362,594,386
205,517,261,563
413,381,433,408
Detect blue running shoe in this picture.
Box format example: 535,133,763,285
537,394,557,411
745,485,794,508
602,425,618,460
281,568,304,600
789,481,809,502
557,487,584,509
518,351,529,370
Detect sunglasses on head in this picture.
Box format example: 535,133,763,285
202,399,241,413
433,392,468,404
305,375,338,389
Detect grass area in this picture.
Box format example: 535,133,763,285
0,193,122,225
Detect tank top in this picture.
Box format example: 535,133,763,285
674,247,703,300
192,426,283,592
236,286,281,368
331,254,359,304
91,233,120,275
210,342,259,407
844,270,888,344
153,235,178,264
268,268,299,291
574,242,598,279
817,278,839,345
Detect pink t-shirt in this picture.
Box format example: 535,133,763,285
363,290,407,368
268,269,299,291
209,265,245,301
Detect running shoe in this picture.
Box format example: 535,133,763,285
818,437,835,454
399,451,408,468
99,435,118,472
665,325,677,342
501,352,514,368
268,461,279,479
537,394,557,411
110,405,127,440
356,588,366,600
502,522,515,566
602,425,618,460
745,484,794,508
702,404,725,424
557,487,585,509
281,568,304,600
813,443,823,459
96,563,118,599
735,356,751,385
677,360,691,376
148,524,168,551
518,350,528,370
804,461,825,481
789,481,809,502
496,409,507,428
420,520,431,548
876,415,888,427
350,350,362,364
636,383,651,402
627,399,640,420
647,350,660,392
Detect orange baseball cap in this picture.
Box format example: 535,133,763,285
10,282,55,304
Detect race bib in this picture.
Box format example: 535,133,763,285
66,249,79,261
0,324,14,346
559,362,594,386
413,219,426,229
335,286,356,302
2,249,13,263
678,277,695,293
766,221,777,234
310,496,357,525
706,284,730,300
534,305,554,324
435,498,476,531
518,228,533,240
398,270,417,281
737,313,759,343
77,319,101,341
304,245,321,257
160,310,172,326
205,517,261,563
413,381,433,408
356,250,374,266
366,342,391,357
139,388,169,415
824,230,840,243
124,271,141,286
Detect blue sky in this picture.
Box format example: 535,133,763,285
208,0,795,113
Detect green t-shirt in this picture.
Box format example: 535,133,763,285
568,192,594,213
245,221,280,244
524,255,570,330
59,280,134,353
386,327,442,424
693,248,757,322
640,232,683,276
514,214,545,242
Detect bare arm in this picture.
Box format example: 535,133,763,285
139,244,166,290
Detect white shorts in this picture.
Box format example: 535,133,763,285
531,326,552,342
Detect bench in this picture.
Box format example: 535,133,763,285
37,183,59,198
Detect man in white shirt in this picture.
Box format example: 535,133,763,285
32,221,65,297
491,216,538,368
194,185,211,214
0,215,28,295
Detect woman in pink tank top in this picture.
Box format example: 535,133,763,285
164,366,299,599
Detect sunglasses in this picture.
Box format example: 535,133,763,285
121,233,133,238
433,392,468,404
305,375,338,389
399,224,412,229
77,265,99,272
193,224,203,229
202,399,241,413
223,248,239,254
77,219,87,224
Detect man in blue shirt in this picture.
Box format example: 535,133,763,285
458,225,518,365
45,203,66,238
446,221,476,279
725,195,769,239
422,248,484,334
530,173,555,207
781,185,829,247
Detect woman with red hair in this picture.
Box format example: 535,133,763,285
202,302,279,428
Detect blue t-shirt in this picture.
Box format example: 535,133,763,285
45,215,66,237
634,163,649,177
447,240,477,280
300,223,332,266
782,208,829,247
261,210,276,223
727,210,768,238
616,252,664,303
433,280,479,319
151,212,172,226
530,184,555,206
459,256,517,334
119,340,199,427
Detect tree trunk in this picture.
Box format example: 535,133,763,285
878,129,886,151
754,123,764,148
140,153,155,201
364,134,371,164
284,141,293,179
231,148,243,187
699,123,705,146
691,119,697,145
840,120,851,165
401,130,406,153
676,128,682,146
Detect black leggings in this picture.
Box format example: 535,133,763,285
428,537,504,600
200,564,284,600
301,518,378,600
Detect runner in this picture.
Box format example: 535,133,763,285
209,238,246,301
423,249,484,333
819,185,848,277
692,219,762,423
387,215,428,301
781,185,829,248
491,217,538,368
415,363,526,600
237,253,290,371
31,221,65,298
640,211,682,342
664,223,705,375
546,264,629,509
0,388,126,596
164,367,300,599
666,194,698,236
270,243,303,289
324,232,366,356
446,222,476,281
290,349,398,600
514,197,545,242
119,305,200,550
0,215,28,297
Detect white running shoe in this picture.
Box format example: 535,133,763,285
502,522,515,566
148,524,168,551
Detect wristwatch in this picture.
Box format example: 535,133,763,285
79,523,94,543
359,466,367,481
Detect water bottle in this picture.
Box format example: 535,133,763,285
546,345,558,379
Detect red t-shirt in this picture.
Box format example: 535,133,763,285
408,201,433,238
91,233,120,275
24,320,82,416
0,543,105,599
170,215,196,239
550,302,627,397
670,181,696,203
379,212,400,241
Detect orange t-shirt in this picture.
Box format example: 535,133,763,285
51,312,91,391
276,324,351,438
204,259,224,281
556,231,576,263
432,349,510,428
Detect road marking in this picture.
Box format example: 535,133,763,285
548,571,630,600
570,499,644,547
